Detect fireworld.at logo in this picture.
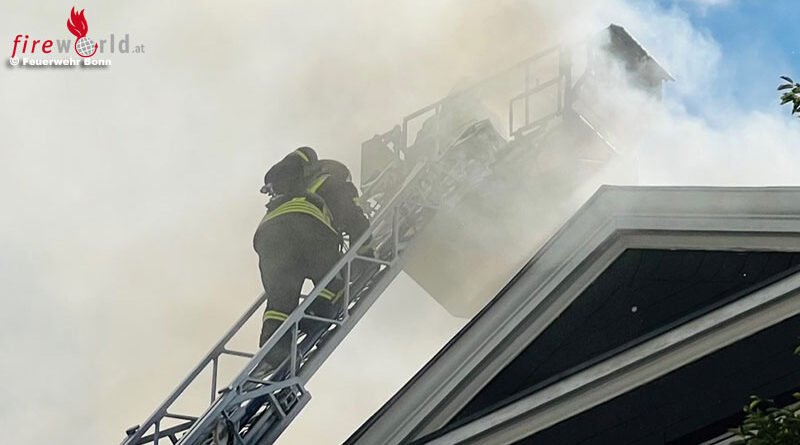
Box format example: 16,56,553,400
9,6,144,67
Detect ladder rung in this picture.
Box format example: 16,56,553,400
164,412,197,422
354,255,393,266
221,349,255,359
233,379,300,405
300,314,343,326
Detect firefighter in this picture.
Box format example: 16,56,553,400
253,147,370,370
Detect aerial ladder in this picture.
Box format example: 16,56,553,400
121,25,669,445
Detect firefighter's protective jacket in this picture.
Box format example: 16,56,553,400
261,154,369,245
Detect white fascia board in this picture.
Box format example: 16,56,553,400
350,186,800,445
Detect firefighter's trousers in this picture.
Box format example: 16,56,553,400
253,213,343,369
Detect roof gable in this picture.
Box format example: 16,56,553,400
346,186,800,445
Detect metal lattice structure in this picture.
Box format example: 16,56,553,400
120,27,660,444
120,109,500,444
120,158,434,444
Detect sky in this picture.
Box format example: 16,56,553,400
1,1,799,445
656,0,800,115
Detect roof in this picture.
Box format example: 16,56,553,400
346,186,800,445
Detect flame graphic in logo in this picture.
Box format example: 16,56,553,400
67,7,98,57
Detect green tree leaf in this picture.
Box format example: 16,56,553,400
779,76,800,117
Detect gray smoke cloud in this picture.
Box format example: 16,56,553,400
1,1,799,444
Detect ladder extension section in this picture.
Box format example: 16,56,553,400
122,43,586,445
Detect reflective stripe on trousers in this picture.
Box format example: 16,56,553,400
319,288,342,304
263,310,289,323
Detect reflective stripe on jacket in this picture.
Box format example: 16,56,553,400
261,174,336,233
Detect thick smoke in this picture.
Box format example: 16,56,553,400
1,1,798,444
